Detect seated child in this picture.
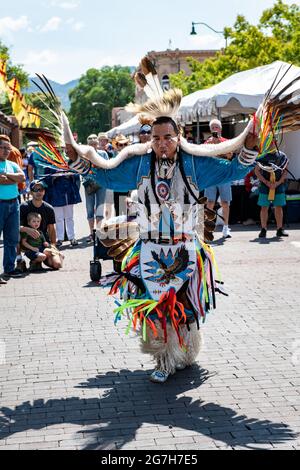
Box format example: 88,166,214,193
21,213,53,270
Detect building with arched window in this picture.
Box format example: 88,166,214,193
135,48,217,103
112,48,218,127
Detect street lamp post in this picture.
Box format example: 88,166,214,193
190,22,227,48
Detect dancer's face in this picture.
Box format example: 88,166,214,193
151,123,180,160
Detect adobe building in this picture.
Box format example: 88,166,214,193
135,48,217,103
148,49,217,87
0,112,21,147
111,48,218,127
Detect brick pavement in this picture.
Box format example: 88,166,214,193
1,203,300,450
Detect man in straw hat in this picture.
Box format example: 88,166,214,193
114,134,130,152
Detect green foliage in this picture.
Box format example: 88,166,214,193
69,66,135,142
170,0,300,95
0,39,29,112
0,39,29,88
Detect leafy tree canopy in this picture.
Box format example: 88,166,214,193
0,39,29,114
69,66,135,142
0,39,29,89
170,0,300,95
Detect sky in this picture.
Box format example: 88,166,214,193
1,0,299,83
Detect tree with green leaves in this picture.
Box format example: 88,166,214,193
170,0,300,95
69,66,135,142
0,39,29,109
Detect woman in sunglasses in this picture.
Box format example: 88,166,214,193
139,124,152,144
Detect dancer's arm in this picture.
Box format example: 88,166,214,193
194,135,258,191
66,144,142,192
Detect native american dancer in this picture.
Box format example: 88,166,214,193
29,61,300,383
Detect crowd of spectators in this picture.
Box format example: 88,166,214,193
0,122,290,285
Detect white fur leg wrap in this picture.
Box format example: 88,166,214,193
140,322,202,374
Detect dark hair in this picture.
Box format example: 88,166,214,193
152,116,179,135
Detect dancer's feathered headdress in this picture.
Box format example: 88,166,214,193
126,57,182,122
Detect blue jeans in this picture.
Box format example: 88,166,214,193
25,245,44,261
85,187,106,221
0,199,20,273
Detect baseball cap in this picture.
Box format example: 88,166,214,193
30,180,47,191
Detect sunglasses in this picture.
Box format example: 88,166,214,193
32,187,45,193
117,143,127,148
140,131,151,135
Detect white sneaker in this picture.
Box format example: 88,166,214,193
222,226,232,239
150,369,170,383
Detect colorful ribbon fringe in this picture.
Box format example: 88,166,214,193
110,240,220,348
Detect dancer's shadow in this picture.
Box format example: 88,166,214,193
0,366,297,450
210,238,227,247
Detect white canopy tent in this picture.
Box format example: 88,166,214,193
107,115,140,139
178,61,300,123
108,61,300,138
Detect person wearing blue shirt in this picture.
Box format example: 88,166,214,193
0,136,25,279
